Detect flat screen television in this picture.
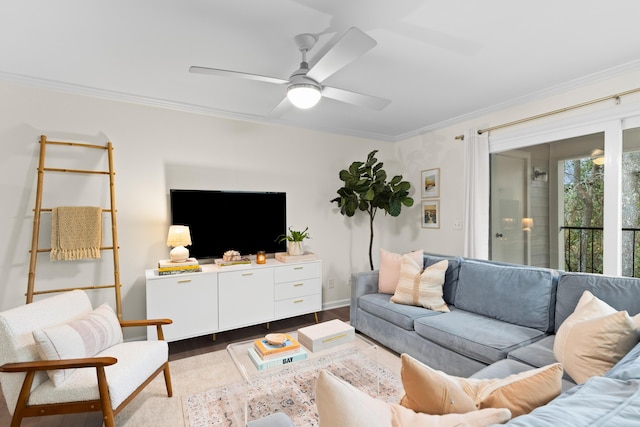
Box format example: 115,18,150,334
169,189,287,261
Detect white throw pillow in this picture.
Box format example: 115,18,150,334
553,290,640,384
33,303,123,386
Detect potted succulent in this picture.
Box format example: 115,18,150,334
277,227,311,256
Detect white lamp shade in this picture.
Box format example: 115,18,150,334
166,225,192,247
522,218,534,231
287,84,321,109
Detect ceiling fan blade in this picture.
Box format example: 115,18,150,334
306,27,376,83
189,66,289,85
267,96,291,118
322,86,391,111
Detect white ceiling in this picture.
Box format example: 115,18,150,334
2,1,640,142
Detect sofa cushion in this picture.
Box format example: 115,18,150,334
423,253,462,305
505,335,576,386
456,260,557,333
359,293,442,331
391,257,449,312
378,248,424,294
414,309,546,365
399,354,562,418
606,340,640,381
555,272,640,332
315,369,512,427
472,358,576,393
554,290,640,384
32,303,123,386
501,376,640,426
507,336,557,370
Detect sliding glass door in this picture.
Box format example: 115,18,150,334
490,117,640,277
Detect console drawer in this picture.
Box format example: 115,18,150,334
274,262,320,283
275,293,321,319
274,278,321,300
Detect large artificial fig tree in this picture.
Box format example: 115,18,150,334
330,150,414,270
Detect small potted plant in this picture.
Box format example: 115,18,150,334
277,227,311,256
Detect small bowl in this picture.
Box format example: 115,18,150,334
265,333,287,346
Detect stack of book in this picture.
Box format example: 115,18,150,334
157,258,202,275
248,333,308,370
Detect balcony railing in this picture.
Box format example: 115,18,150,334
561,226,640,277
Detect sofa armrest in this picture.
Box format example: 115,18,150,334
350,270,379,330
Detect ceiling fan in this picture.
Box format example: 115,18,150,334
189,27,391,113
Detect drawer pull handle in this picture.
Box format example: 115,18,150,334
293,299,304,303
242,272,254,276
294,266,304,270
293,283,304,287
177,279,192,284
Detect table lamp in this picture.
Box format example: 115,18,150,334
166,225,192,262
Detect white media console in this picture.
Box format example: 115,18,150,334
145,258,322,342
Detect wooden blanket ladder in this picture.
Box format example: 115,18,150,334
26,135,123,320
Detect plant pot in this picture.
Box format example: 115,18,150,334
287,241,304,256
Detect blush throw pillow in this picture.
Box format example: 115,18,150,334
316,369,511,427
390,256,449,312
553,290,640,384
400,354,477,414
378,248,423,294
33,303,123,386
400,353,562,418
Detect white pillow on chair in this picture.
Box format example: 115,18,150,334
32,303,123,386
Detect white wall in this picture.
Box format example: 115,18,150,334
0,81,420,339
391,65,640,260
2,64,640,338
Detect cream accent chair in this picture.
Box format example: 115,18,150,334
0,290,173,427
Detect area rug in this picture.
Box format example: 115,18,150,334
183,350,404,426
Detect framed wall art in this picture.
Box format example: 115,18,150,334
421,200,440,229
421,168,440,198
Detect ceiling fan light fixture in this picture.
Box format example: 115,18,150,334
287,84,321,109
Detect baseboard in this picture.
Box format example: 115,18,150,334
322,299,350,311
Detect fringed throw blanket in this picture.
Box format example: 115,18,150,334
51,206,102,261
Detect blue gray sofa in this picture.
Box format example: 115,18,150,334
350,253,640,425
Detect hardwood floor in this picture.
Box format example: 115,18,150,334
0,307,349,427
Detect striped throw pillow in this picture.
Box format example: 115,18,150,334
391,255,449,312
33,303,123,386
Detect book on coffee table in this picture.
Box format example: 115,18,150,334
247,347,308,370
254,334,301,358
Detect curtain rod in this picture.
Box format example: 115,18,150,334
454,86,640,141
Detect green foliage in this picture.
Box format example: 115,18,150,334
563,158,604,273
276,227,310,243
330,150,414,270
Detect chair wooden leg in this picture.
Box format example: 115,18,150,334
163,362,173,397
96,366,115,427
11,371,35,427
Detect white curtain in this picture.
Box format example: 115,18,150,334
463,128,490,259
